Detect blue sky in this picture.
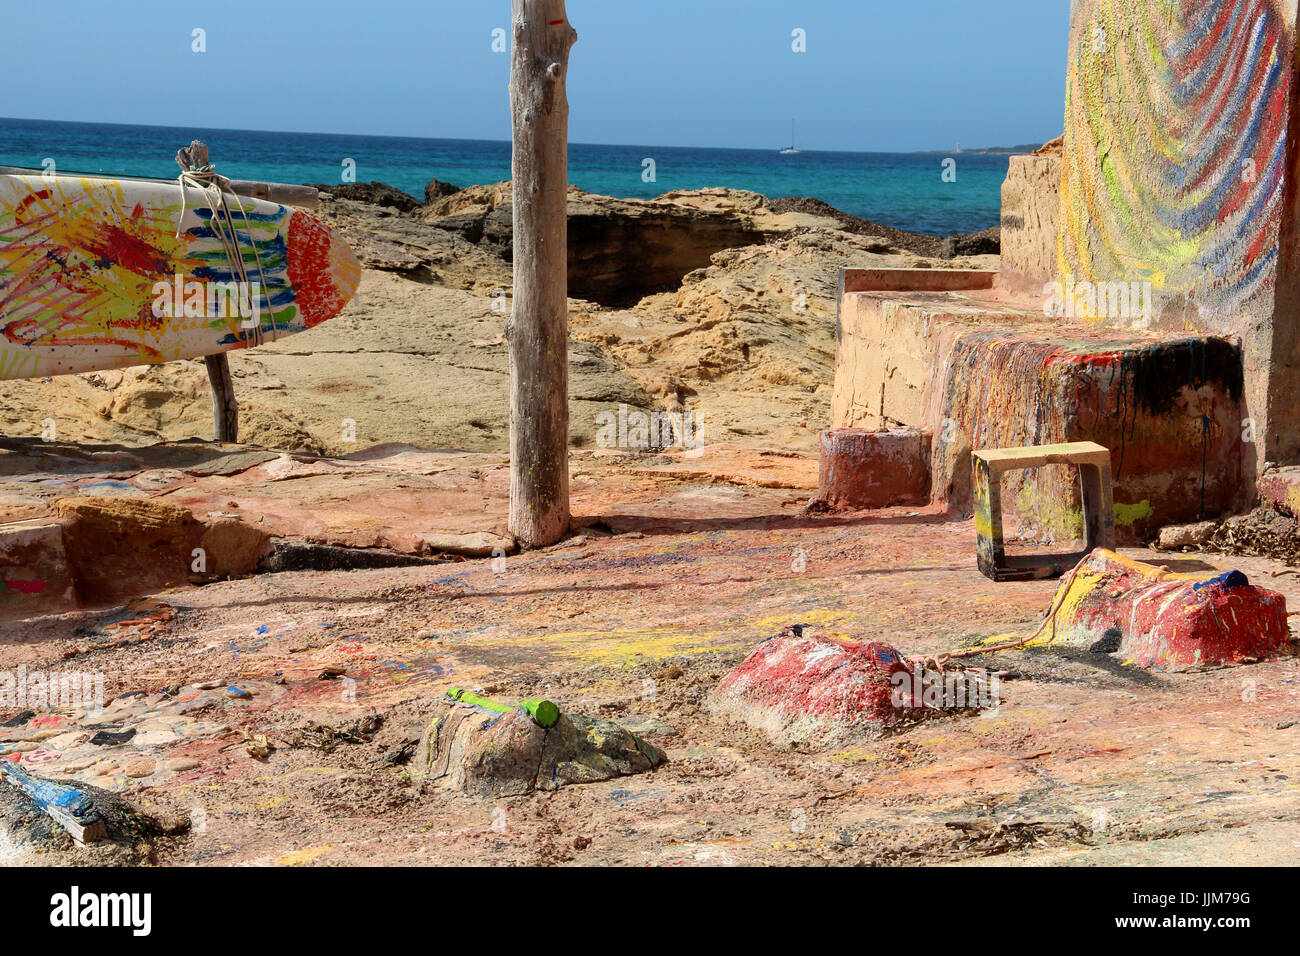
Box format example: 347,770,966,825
5,0,1070,152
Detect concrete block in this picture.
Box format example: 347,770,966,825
817,427,930,510
831,283,1248,541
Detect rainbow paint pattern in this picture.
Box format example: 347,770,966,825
1059,0,1293,314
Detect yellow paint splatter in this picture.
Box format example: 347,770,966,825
275,845,337,866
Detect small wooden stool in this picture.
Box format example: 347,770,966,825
972,441,1115,582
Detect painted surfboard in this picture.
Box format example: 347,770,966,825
0,170,360,381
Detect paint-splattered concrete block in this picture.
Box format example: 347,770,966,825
0,520,77,622
817,427,930,510
833,279,1248,542
712,631,927,746
1030,549,1290,671
973,442,1115,582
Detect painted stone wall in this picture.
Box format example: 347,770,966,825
1058,0,1300,468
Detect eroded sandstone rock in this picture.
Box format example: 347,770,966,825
414,701,666,797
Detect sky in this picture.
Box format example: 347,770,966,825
3,0,1070,152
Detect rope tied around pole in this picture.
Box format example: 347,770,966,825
174,143,276,345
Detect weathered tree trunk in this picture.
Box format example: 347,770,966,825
508,0,577,548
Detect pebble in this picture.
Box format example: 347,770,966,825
133,730,181,746
123,759,156,778
164,758,200,772
56,758,98,772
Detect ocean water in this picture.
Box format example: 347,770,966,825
1,117,1011,236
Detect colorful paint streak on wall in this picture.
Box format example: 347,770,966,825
1059,0,1294,317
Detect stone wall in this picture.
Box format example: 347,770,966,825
1058,0,1300,472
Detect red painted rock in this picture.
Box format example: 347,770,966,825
1043,549,1290,670
0,520,77,622
817,427,930,510
712,631,927,746
1258,467,1300,518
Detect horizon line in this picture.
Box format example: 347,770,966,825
1,115,1052,158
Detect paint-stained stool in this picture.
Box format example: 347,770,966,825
973,441,1115,582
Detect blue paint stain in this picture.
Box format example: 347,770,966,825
1194,570,1250,591
1,762,97,821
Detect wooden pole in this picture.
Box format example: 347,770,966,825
508,0,577,547
204,352,239,443
177,140,241,444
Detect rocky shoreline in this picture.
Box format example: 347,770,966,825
0,180,998,456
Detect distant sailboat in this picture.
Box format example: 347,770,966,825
779,120,801,155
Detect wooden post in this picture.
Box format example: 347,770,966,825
508,0,577,547
204,353,239,443
177,140,240,444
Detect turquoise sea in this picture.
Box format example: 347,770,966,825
1,117,1013,236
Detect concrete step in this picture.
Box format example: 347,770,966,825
833,271,1249,544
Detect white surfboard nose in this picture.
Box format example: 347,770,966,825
327,228,362,306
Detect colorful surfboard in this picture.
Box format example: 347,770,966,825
0,170,360,381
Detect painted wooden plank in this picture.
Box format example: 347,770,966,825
0,760,107,843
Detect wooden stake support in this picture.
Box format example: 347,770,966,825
205,352,239,443
176,141,241,444
508,0,578,548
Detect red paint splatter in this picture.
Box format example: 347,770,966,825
287,210,351,328
80,221,171,277
4,579,46,595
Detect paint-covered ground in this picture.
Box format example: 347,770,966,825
5,446,1300,866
